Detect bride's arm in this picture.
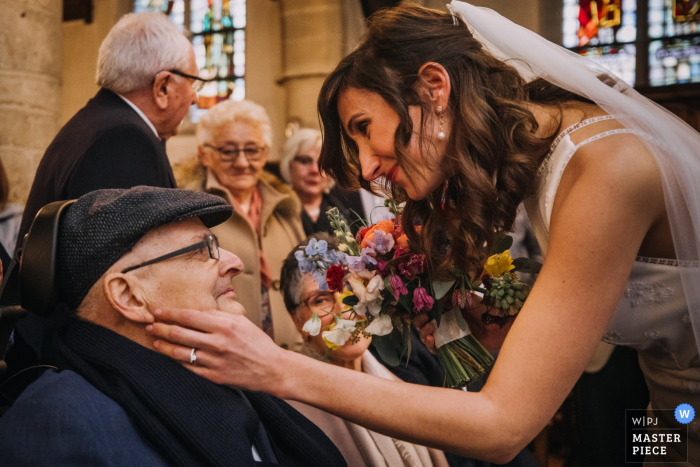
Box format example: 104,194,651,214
148,139,663,462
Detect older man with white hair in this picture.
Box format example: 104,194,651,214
10,12,203,379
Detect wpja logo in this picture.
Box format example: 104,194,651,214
625,404,693,463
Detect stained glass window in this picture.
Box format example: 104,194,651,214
648,0,700,86
563,0,638,86
133,0,246,122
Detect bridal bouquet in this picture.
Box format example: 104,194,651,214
295,202,541,388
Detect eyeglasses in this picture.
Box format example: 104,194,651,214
293,155,319,167
166,70,210,93
204,144,267,163
300,291,338,315
121,234,220,274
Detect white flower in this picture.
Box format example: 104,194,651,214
365,313,393,336
322,318,357,347
365,275,384,301
353,298,383,317
302,312,321,336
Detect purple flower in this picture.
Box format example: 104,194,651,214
367,229,395,254
390,275,408,301
375,260,390,278
348,248,378,272
451,290,473,309
413,287,434,312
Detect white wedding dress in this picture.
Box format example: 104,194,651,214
524,115,700,465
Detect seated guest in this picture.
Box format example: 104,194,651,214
190,100,305,351
280,234,449,467
279,129,364,235
9,12,199,376
0,187,346,467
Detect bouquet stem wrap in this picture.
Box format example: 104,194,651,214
431,308,494,389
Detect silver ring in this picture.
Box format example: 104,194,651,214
190,348,197,365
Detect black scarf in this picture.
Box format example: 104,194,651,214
48,309,346,467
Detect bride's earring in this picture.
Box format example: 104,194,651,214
437,106,446,141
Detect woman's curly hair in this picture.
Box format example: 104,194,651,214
318,3,592,277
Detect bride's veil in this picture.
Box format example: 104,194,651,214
447,1,700,355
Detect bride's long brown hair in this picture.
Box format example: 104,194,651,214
318,3,593,277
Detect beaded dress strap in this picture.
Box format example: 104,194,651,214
547,114,629,154
537,115,629,177
573,128,650,151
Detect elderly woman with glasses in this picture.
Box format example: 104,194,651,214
279,233,449,467
189,99,305,351
280,128,365,236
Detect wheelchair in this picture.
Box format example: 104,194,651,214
0,200,75,412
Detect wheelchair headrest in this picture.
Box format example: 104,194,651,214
18,200,75,317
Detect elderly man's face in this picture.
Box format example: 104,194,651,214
161,47,199,139
127,218,246,315
200,121,268,195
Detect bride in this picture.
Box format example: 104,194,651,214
146,2,700,464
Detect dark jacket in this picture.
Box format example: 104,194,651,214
0,369,342,466
17,88,176,244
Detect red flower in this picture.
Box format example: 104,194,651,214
398,254,426,280
326,265,345,293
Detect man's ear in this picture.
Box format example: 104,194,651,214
103,272,155,324
417,62,451,110
152,71,171,111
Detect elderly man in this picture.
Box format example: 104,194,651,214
179,100,305,351
0,187,346,467
11,12,202,376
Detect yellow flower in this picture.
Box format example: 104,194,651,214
484,250,515,277
338,288,354,312
323,323,342,350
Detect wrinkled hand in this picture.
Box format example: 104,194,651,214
146,308,287,394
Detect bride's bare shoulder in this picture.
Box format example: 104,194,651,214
553,113,664,223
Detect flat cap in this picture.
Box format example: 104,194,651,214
56,186,233,309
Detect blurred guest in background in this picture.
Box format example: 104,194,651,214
8,12,201,377
0,158,22,256
280,234,449,467
280,128,365,235
188,100,305,351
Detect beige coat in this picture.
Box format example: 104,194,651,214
176,161,305,350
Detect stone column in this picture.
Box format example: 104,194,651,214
0,0,62,204
279,0,344,130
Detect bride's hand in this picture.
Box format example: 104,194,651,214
413,313,437,354
145,307,287,394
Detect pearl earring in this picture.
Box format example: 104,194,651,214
436,105,446,141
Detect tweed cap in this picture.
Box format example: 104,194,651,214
56,186,233,309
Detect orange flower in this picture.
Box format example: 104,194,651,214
395,234,409,249
361,220,397,249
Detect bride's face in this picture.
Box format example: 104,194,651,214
337,87,448,200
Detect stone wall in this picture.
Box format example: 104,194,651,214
0,0,62,204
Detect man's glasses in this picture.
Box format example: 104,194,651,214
204,144,267,163
121,234,220,273
166,70,209,93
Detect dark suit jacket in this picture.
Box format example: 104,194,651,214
17,88,176,244
0,370,305,466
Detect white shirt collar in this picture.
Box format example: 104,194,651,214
117,94,160,139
